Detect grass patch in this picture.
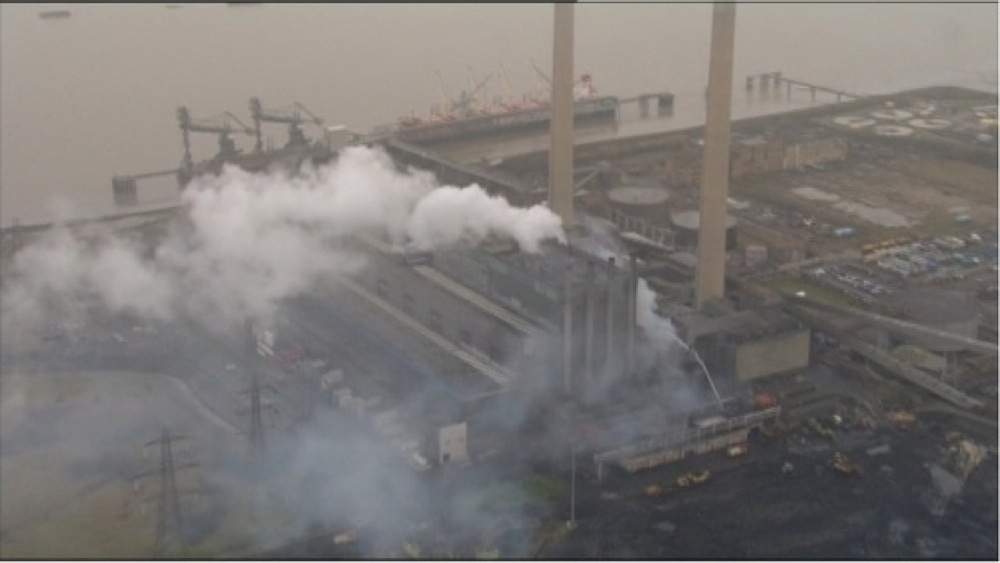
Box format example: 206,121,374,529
763,274,854,308
453,474,565,519
523,474,565,501
454,482,529,516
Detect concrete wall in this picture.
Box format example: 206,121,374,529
734,329,811,381
362,245,636,401
359,251,525,363
563,275,634,400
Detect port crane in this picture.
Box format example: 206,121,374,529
433,70,453,119
452,71,493,117
529,59,552,103
248,98,324,152
176,106,254,171
498,63,517,109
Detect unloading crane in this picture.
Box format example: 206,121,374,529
248,98,324,152
498,63,517,108
452,71,493,117
529,59,552,102
177,106,254,170
434,70,452,118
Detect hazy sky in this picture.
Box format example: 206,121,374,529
1,3,996,226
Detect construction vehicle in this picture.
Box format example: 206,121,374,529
475,546,500,559
727,443,749,457
676,470,711,487
830,451,860,475
403,541,421,559
752,392,779,410
759,422,782,441
807,417,837,442
886,410,916,429
333,530,358,545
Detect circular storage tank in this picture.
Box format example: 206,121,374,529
670,210,737,250
607,186,671,223
885,288,981,353
832,116,876,129
874,125,914,137
908,118,951,130
871,109,914,121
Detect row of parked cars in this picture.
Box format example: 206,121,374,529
864,235,997,279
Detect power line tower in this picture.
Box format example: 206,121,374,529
238,371,278,462
135,429,198,558
155,429,182,557
249,371,266,459
238,371,278,522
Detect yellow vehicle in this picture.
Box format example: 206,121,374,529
831,451,860,475
334,530,357,545
644,483,664,497
476,547,500,560
727,443,749,457
886,410,916,428
403,542,421,559
676,469,711,487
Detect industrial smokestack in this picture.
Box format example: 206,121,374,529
584,261,596,388
627,252,638,379
695,2,736,309
563,267,574,395
549,3,575,229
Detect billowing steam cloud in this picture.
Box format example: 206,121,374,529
635,278,682,374
1,146,565,330
406,186,565,253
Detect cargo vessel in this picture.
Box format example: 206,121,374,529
393,73,622,144
39,9,72,19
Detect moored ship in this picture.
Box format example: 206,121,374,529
394,72,622,144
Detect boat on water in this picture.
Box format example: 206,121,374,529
39,9,72,20
394,73,622,144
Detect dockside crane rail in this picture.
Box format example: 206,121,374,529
248,98,324,152
177,106,253,170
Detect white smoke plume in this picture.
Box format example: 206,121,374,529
406,186,566,253
1,145,565,330
635,277,682,371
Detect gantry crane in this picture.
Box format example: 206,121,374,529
176,106,254,170
248,98,324,152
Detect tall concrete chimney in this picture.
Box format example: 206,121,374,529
695,2,736,309
549,3,575,229
563,269,574,395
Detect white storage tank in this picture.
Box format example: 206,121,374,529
671,210,738,250
607,185,672,224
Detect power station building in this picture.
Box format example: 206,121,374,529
354,234,639,404
674,304,811,382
